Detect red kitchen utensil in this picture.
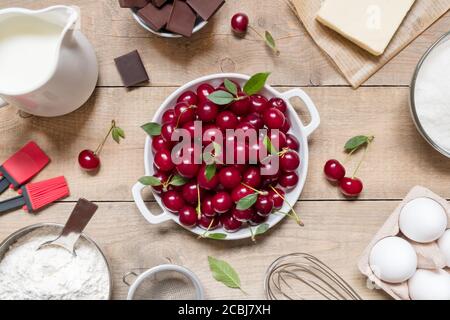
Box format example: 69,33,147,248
0,141,50,193
0,176,69,213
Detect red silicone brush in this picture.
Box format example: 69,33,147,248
0,176,69,213
0,141,50,193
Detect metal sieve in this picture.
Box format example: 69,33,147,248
123,264,204,300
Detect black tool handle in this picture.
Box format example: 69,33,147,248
0,196,26,213
0,178,9,195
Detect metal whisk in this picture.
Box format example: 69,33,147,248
265,253,362,300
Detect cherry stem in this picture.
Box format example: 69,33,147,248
94,120,116,155
240,182,268,196
352,141,371,178
198,218,216,239
196,184,201,219
269,186,304,226
249,226,256,243
248,25,280,55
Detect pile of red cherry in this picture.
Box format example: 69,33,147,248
148,77,301,234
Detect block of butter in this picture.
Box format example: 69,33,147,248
316,0,416,56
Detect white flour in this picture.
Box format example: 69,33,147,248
0,227,110,300
415,37,450,152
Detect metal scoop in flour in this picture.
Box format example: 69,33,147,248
37,198,98,255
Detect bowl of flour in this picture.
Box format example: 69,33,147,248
0,223,112,300
411,32,450,158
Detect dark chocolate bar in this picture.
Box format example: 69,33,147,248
119,0,149,9
152,0,168,8
166,0,197,37
186,0,225,21
138,3,173,31
114,50,149,87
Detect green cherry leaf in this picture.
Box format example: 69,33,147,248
344,135,374,152
224,79,238,96
208,256,242,289
141,122,161,136
205,163,217,181
243,72,271,96
263,135,278,155
112,127,125,144
236,193,258,210
207,90,235,105
255,223,270,236
139,176,162,186
169,175,189,187
265,31,280,56
207,233,228,240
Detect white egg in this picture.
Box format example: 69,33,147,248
438,229,450,267
369,236,417,283
408,269,450,300
399,197,447,243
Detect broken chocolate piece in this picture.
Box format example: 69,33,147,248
114,50,149,87
186,0,225,21
166,0,197,37
152,0,168,8
138,3,172,31
119,0,149,9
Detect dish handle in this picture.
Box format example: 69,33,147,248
280,88,320,137
132,182,172,224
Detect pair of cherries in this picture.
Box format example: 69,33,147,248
324,160,363,197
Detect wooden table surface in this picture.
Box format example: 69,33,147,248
1,0,449,300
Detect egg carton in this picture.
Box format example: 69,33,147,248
358,186,450,300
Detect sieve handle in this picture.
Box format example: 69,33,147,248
280,88,320,137
132,182,172,224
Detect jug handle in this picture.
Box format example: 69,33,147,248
0,98,8,108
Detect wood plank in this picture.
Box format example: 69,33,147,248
1,86,449,201
0,200,396,300
1,0,448,87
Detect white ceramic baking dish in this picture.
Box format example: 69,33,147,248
132,73,320,240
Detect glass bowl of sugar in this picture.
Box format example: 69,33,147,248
410,32,450,158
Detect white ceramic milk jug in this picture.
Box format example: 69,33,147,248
0,6,98,117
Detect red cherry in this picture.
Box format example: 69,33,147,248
233,141,249,165
260,158,280,179
324,159,346,182
268,97,287,114
242,167,261,188
279,172,299,190
152,135,172,154
151,171,169,194
174,102,196,126
230,92,251,116
212,191,233,213
197,100,219,122
280,117,291,133
340,177,363,197
202,124,223,147
217,111,239,131
235,122,255,133
255,194,274,217
231,13,249,34
280,150,300,172
162,109,176,124
78,150,100,171
231,185,254,203
268,130,287,150
245,113,264,130
175,144,200,178
232,207,255,222
249,94,269,114
179,206,198,228
219,166,242,190
286,134,300,151
201,195,216,218
221,213,242,232
197,83,215,102
249,211,268,226
182,181,201,205
198,164,220,190
268,188,285,210
154,149,175,172
181,121,198,140
161,122,176,143
177,91,198,106
162,190,185,213
198,214,220,230
263,108,286,129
